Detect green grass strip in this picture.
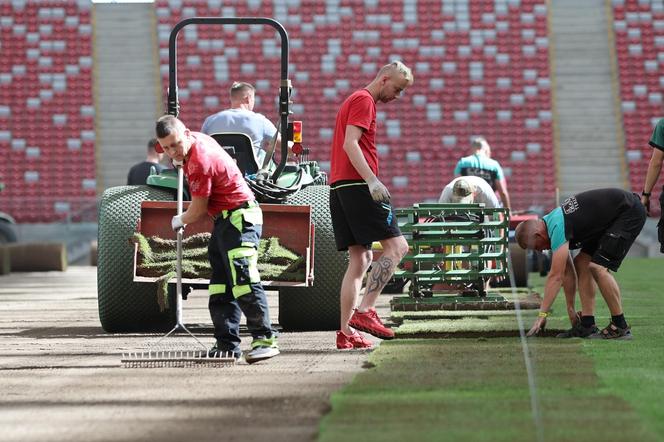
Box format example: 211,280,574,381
578,258,664,438
320,257,664,441
319,339,655,442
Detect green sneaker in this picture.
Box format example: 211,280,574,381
245,337,279,364
556,322,599,338
588,322,633,340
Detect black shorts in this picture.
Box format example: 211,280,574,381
330,180,402,251
581,193,646,271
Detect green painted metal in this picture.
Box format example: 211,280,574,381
393,202,509,301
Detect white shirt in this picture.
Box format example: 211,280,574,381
438,175,500,208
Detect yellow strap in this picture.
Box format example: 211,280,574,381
228,246,261,298
209,283,226,296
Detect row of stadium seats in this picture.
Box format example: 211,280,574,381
0,1,96,222
613,0,664,215
11,0,662,221
155,0,556,209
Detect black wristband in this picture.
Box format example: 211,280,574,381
642,191,651,197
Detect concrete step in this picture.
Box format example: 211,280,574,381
560,179,625,187
96,104,157,112
555,101,614,109
558,119,618,128
557,134,617,143
559,169,622,178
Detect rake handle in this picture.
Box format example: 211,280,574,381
175,165,184,327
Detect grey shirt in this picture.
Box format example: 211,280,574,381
201,108,277,165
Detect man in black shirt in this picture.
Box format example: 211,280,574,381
127,138,167,185
515,188,646,340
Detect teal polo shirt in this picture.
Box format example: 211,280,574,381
542,207,566,251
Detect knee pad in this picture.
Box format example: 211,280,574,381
228,246,260,298
594,231,629,270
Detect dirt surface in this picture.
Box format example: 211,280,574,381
0,267,386,442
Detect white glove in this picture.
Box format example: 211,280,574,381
172,158,183,167
255,168,270,182
171,214,185,231
366,176,391,203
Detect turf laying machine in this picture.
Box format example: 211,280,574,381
389,203,540,312
97,18,346,333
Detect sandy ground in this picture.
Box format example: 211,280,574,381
0,267,387,442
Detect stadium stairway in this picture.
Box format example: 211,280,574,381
93,2,163,190
550,0,627,199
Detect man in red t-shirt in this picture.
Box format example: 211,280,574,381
329,61,414,349
155,115,278,364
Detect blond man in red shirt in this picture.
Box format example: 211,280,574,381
329,61,414,349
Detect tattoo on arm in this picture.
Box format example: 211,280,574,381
366,255,395,295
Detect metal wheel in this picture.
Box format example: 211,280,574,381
97,185,176,332
278,185,347,331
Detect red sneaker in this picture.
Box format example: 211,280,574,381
336,330,373,350
348,308,395,340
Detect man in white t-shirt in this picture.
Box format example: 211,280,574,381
438,175,500,208
201,82,280,166
438,175,502,291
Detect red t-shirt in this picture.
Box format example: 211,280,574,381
184,132,255,215
329,89,378,183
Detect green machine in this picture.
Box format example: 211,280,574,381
390,203,513,312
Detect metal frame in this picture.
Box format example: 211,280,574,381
394,203,510,298
167,17,291,180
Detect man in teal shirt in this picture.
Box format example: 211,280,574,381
515,188,646,340
454,137,511,210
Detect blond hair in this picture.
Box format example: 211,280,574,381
378,60,414,84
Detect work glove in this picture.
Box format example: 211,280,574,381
255,168,270,182
171,214,185,231
366,176,391,203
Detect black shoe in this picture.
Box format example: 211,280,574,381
556,322,599,338
588,322,633,340
208,342,242,360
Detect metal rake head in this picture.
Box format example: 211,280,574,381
121,349,237,368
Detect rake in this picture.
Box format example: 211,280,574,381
121,165,236,368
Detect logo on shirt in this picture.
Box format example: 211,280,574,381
562,196,579,214
462,168,496,188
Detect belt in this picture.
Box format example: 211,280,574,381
212,200,258,221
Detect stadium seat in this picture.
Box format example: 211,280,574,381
613,0,664,214
0,1,96,222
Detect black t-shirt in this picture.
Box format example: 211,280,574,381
127,161,166,185
560,188,635,248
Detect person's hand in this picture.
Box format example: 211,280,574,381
367,177,391,203
255,168,270,182
526,315,547,337
641,195,650,214
171,214,185,231
172,158,183,167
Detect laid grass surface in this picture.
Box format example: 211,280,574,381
391,291,567,337
579,258,664,438
319,258,663,441
319,339,654,442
